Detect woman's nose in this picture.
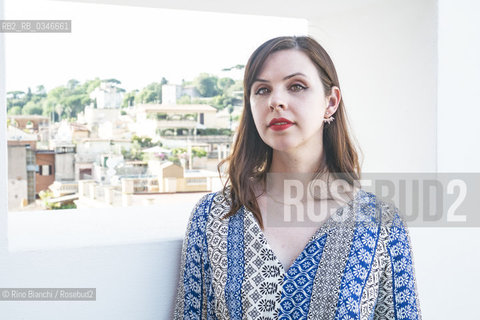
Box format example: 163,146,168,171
268,90,288,111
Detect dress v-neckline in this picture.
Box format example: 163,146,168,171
243,188,364,274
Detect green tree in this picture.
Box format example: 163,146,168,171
7,91,26,111
121,147,143,161
25,87,33,103
7,86,48,114
210,94,238,110
131,135,161,148
22,101,43,115
67,79,80,90
122,90,138,108
122,134,162,161
221,64,245,71
194,73,219,97
7,91,25,99
191,97,211,105
35,85,46,97
135,82,163,104
191,147,207,158
217,77,235,94
177,95,192,104
41,80,92,119
42,86,67,119
8,106,22,115
81,78,102,94
102,78,121,85
63,94,89,117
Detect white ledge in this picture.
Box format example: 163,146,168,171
7,193,208,252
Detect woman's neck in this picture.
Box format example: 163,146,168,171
269,148,326,174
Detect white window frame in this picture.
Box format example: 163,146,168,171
40,164,51,176
1,0,8,250
0,0,198,252
0,0,311,253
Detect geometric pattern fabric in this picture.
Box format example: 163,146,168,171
174,188,422,319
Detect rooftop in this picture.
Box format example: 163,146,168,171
8,115,49,120
138,103,217,113
7,126,38,141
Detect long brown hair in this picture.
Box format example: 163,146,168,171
218,36,361,228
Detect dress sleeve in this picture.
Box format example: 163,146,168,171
374,211,422,320
173,193,213,320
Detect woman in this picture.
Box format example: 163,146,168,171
174,36,422,319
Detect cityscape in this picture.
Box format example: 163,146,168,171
6,74,244,211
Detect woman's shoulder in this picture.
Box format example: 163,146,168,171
183,186,237,242
190,185,234,219
357,189,411,234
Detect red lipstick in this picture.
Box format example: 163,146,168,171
268,117,294,131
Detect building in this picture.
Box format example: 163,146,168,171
161,84,181,104
55,144,76,181
75,138,132,182
135,103,217,136
70,123,90,141
7,126,38,150
77,106,122,138
213,105,243,130
8,115,51,149
162,84,200,104
7,115,49,133
35,150,55,194
89,82,123,109
7,145,36,210
7,126,38,210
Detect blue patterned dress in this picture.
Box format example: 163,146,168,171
174,187,422,320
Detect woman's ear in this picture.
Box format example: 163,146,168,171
325,86,341,116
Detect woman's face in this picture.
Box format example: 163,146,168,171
250,49,332,154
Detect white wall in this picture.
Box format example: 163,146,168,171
308,0,438,172
1,0,479,319
55,152,76,181
312,2,480,319
0,0,8,249
424,0,480,318
437,0,480,172
0,240,183,319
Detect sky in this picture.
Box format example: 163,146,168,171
4,0,308,93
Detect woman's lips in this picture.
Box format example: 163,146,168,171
269,122,294,131
268,117,294,131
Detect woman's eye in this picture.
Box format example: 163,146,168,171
255,87,270,95
290,84,307,92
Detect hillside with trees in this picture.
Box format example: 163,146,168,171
7,69,243,122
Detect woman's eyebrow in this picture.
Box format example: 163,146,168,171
253,72,307,83
283,72,306,80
